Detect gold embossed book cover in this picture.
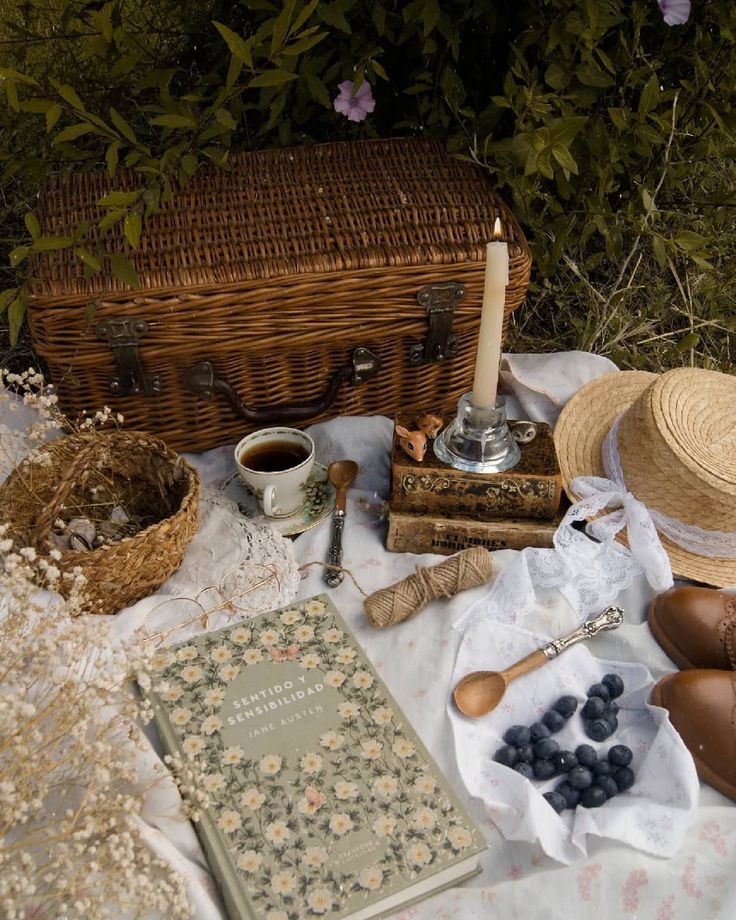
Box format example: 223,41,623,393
147,594,486,919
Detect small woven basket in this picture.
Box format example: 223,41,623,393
0,429,200,615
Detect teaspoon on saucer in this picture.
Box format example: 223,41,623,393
323,460,359,588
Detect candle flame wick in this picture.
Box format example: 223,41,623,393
492,217,503,241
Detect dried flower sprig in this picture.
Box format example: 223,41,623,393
0,541,196,919
0,366,123,481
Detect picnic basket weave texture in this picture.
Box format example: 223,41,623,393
28,137,532,452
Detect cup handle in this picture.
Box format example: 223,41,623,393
263,484,277,516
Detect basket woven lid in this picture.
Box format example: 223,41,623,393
554,367,736,587
31,137,529,300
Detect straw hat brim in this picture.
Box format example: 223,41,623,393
554,370,736,588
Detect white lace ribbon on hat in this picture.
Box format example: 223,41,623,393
595,414,736,560
455,414,736,632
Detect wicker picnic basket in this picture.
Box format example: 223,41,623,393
0,429,200,615
27,137,532,453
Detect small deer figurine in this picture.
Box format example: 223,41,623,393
417,411,443,439
395,424,428,463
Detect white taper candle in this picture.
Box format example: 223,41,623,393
471,217,509,408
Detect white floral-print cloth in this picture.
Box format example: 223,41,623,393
4,351,736,920
448,618,699,864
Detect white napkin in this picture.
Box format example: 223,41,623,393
448,618,699,864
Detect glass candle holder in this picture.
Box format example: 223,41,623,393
433,393,521,473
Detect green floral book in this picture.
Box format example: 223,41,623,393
148,594,486,920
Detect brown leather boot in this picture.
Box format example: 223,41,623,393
650,670,736,801
648,586,736,670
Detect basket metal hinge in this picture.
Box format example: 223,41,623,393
95,317,161,397
409,281,465,366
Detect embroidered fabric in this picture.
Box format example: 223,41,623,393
147,485,300,617
455,425,648,630
457,410,736,631
456,510,644,631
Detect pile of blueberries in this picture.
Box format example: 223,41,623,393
493,672,635,812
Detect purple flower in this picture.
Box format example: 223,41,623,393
333,80,376,123
658,0,691,26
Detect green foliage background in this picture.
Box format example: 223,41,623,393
0,0,734,372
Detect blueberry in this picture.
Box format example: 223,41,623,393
602,673,625,699
516,743,535,763
542,710,566,733
504,725,531,746
553,750,579,774
614,766,635,792
595,776,619,800
591,760,612,777
608,744,633,768
493,745,518,767
534,737,560,761
587,682,611,703
581,696,606,719
529,722,551,742
513,762,534,780
568,766,594,790
556,781,581,809
552,695,578,718
543,791,567,814
605,701,620,717
575,744,598,768
602,713,619,734
580,785,607,808
585,718,613,742
533,759,557,780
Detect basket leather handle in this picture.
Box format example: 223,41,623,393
182,347,382,425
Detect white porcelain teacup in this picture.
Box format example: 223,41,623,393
235,427,315,518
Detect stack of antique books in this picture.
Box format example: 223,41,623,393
386,413,564,555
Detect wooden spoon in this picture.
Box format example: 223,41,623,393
323,460,359,588
328,459,359,513
453,605,624,718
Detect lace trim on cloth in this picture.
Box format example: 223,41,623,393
457,413,736,632
455,518,643,632
132,486,301,644
158,485,301,615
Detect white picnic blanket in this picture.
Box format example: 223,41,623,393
4,351,735,920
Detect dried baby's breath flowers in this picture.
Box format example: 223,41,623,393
0,545,194,919
0,367,123,479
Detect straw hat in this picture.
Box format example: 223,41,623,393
554,367,736,587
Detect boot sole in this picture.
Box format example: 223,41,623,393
650,673,736,802
647,594,698,670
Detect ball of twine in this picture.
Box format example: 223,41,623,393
363,546,493,629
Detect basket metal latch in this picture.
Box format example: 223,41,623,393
409,281,465,366
95,317,161,396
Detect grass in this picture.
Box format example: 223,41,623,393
506,254,736,375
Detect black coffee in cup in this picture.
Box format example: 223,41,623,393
239,440,310,472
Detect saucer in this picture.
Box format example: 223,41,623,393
220,463,336,537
